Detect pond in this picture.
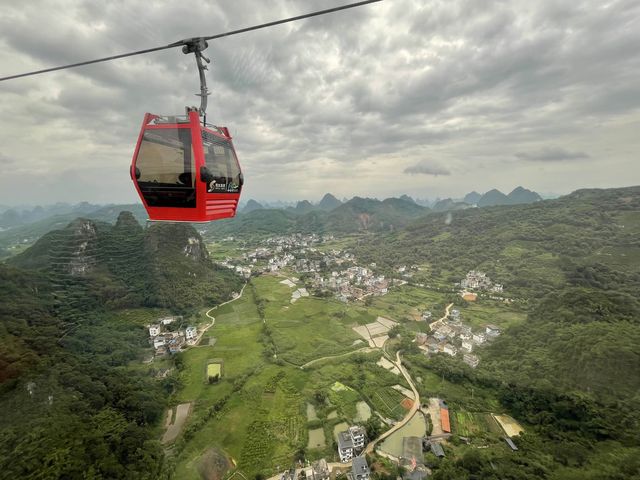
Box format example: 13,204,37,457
333,422,349,441
354,401,371,422
308,428,326,449
378,412,427,458
306,403,318,421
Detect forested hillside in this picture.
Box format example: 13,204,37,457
9,212,243,312
0,213,243,478
361,186,640,478
203,196,428,237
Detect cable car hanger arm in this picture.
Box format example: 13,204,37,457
0,0,383,82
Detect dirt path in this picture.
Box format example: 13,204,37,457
162,402,192,444
428,302,454,331
364,350,420,454
427,398,443,436
300,347,374,369
191,282,248,347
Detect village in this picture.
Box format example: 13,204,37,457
153,244,522,479
413,270,506,368
146,316,199,356
217,234,398,302
415,306,501,370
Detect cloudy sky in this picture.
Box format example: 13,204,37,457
1,0,639,205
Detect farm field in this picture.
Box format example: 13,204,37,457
172,268,532,479
454,300,527,331
253,276,364,365
453,411,503,437
366,285,449,324
207,363,221,378
493,414,524,437
173,275,411,479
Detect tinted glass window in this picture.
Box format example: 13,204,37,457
135,128,196,208
202,131,242,193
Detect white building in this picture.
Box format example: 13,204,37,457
485,325,501,337
337,426,366,462
149,324,161,337
337,431,354,462
160,317,176,326
349,426,366,449
153,337,165,349
185,326,197,340
461,340,473,353
473,333,486,344
443,344,458,356
463,353,479,368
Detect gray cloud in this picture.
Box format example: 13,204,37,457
0,0,639,205
515,147,591,162
404,161,451,176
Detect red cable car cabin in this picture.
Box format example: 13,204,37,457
130,110,243,222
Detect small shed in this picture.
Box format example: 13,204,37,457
430,443,445,458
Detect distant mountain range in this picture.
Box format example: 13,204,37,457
205,195,428,237
239,187,543,215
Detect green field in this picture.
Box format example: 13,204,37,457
366,285,449,323
172,270,528,478
253,275,364,365
207,363,221,378
454,300,526,331
453,411,503,437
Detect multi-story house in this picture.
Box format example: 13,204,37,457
350,457,370,480
185,326,197,341
337,426,366,462
463,353,479,368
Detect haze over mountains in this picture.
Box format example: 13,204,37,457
237,187,543,215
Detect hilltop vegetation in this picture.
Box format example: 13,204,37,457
8,212,242,313
357,186,640,478
0,213,244,478
205,196,428,238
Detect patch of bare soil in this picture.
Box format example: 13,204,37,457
197,448,231,480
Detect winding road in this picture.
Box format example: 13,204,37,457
428,302,454,331
300,347,374,369
363,350,420,454
192,282,248,346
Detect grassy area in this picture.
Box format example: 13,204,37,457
207,363,221,378
206,241,246,261
591,245,640,270
453,411,502,437
365,285,449,324
172,271,525,478
254,276,363,365
454,300,526,331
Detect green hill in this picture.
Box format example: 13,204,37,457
204,196,429,238
360,186,640,414
477,188,510,207
9,212,243,313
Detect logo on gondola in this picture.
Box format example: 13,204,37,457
209,180,227,192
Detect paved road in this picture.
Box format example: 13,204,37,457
364,350,420,454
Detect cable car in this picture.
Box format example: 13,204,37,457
130,109,243,222
129,38,243,222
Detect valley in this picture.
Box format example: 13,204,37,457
0,186,639,479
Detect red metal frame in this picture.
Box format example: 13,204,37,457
130,110,242,222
